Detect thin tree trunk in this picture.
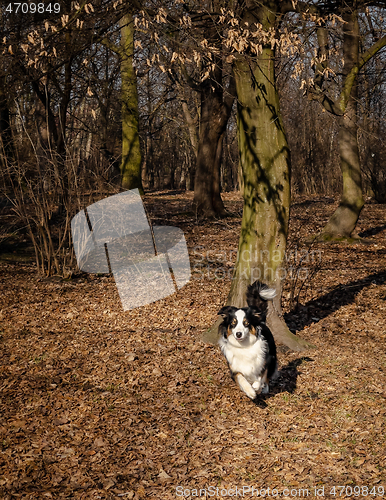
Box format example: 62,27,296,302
321,92,364,238
193,80,228,217
320,9,364,240
57,34,72,158
192,14,235,217
142,71,154,190
0,79,13,164
212,131,225,214
120,13,142,192
181,99,198,159
311,13,386,238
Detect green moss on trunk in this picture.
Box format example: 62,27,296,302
120,14,142,192
223,6,312,351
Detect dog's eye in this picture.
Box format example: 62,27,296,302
231,319,237,327
243,319,249,327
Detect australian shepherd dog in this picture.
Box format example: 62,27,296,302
218,281,278,400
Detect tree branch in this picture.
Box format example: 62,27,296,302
339,34,386,112
307,24,344,116
101,37,122,57
307,87,343,116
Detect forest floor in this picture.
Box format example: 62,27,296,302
1,191,386,499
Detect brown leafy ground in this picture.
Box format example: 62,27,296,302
0,192,386,499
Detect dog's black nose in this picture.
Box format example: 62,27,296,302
236,332,242,339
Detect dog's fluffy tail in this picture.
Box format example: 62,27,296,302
246,281,276,314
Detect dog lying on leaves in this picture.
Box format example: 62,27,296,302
218,281,278,400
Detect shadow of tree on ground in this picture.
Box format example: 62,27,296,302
358,225,386,238
285,271,386,333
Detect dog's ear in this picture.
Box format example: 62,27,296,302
218,306,236,317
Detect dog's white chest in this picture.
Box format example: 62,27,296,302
220,336,267,383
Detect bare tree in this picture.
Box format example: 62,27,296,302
309,4,386,239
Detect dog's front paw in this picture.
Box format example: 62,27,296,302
244,386,257,400
234,373,257,400
252,379,262,393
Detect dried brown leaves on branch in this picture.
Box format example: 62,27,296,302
133,2,346,84
2,0,131,74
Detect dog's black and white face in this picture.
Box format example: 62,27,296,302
218,306,262,345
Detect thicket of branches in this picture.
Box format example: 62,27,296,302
1,1,386,276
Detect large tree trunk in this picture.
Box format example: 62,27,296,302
230,53,310,351
120,13,142,192
203,5,312,351
320,10,364,240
